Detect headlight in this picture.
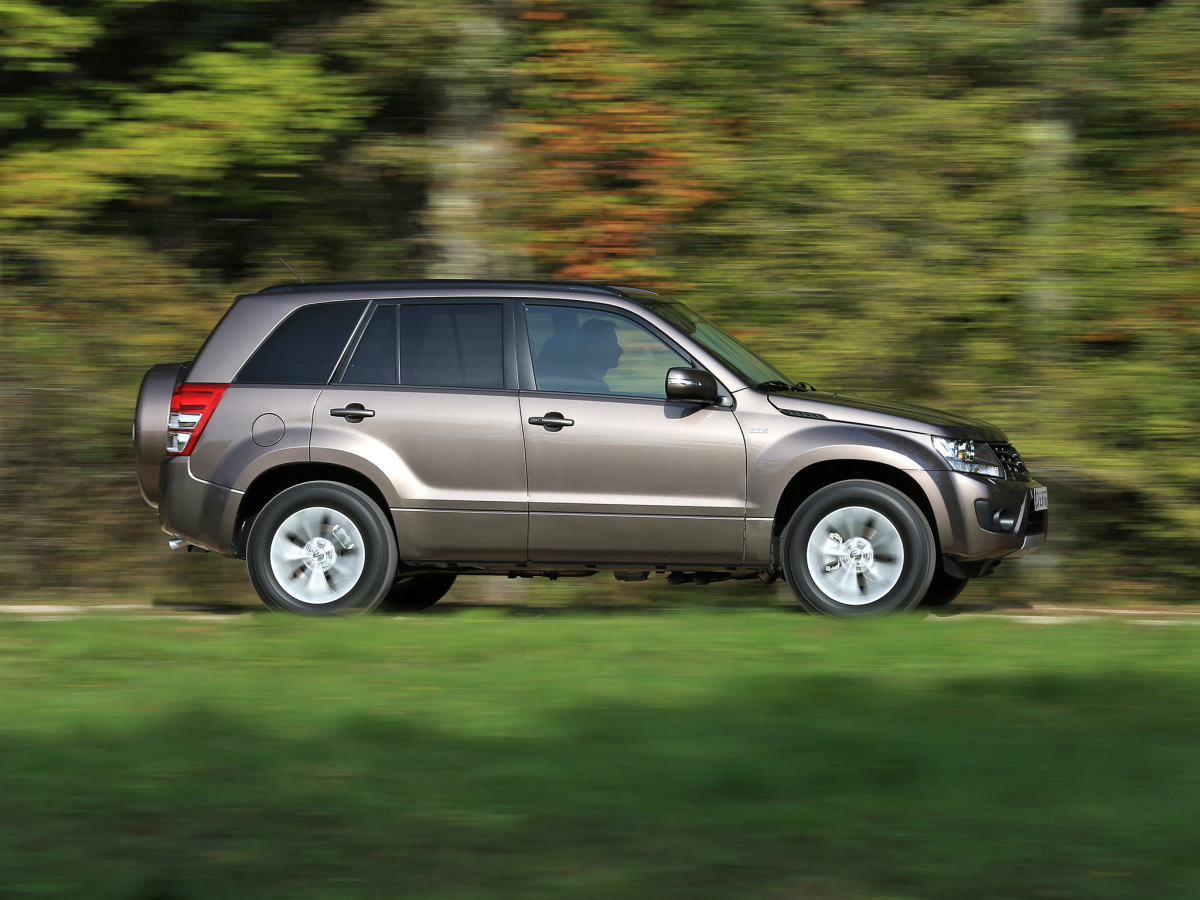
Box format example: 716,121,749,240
932,437,1004,478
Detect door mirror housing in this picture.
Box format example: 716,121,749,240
665,367,720,405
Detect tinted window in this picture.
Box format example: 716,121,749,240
647,300,790,386
400,304,504,389
236,301,366,384
342,305,397,384
526,305,689,398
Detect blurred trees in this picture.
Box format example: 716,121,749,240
1,0,1198,598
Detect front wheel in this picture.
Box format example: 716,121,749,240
246,481,398,615
781,480,936,618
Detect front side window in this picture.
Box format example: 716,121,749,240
399,304,504,389
526,305,689,399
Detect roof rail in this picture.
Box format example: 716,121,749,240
254,279,628,297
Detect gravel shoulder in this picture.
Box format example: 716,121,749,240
2,597,1199,623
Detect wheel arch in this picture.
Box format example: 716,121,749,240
234,463,393,558
770,460,941,565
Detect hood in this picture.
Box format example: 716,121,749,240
767,390,1007,441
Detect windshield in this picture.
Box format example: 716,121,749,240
641,300,792,387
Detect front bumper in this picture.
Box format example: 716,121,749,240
925,469,1048,563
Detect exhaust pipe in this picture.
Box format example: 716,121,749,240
168,535,187,550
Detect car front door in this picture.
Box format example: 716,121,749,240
314,300,527,563
520,303,747,566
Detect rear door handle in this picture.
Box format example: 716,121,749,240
331,405,375,423
528,412,574,431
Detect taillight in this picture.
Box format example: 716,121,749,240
167,382,228,456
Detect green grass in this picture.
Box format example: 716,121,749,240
1,610,1198,899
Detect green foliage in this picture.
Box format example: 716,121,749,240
0,0,100,74
2,0,1198,595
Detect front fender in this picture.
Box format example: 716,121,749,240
741,416,943,518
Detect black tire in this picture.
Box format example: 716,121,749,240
246,481,398,616
377,573,458,613
781,480,936,618
919,572,970,608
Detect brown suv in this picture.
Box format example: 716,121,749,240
134,281,1047,617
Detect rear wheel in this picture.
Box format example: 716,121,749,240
377,573,457,613
246,482,397,615
782,480,935,618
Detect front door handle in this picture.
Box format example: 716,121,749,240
528,412,574,432
331,404,375,424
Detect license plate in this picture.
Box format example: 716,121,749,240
1031,487,1049,511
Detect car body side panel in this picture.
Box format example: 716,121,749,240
313,386,528,561
738,395,936,567
188,385,319,489
526,513,746,566
187,294,303,383
737,406,937,516
391,510,527,562
745,518,774,566
521,393,747,564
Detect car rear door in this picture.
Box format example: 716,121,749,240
314,300,527,563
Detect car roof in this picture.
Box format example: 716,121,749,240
190,280,676,383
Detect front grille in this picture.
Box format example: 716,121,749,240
989,442,1030,481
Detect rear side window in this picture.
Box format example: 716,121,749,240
342,305,398,385
236,301,366,384
400,304,504,389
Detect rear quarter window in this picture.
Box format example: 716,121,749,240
235,301,367,384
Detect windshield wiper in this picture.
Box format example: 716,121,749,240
755,380,818,393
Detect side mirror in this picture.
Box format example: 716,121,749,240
665,367,720,405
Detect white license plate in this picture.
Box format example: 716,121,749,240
1031,487,1049,511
